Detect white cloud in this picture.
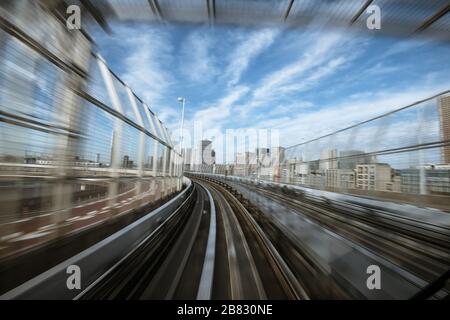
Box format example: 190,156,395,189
193,85,249,129
93,24,450,164
186,28,278,135
365,62,401,76
117,25,174,109
380,37,436,59
276,56,348,94
237,31,366,117
224,28,279,86
155,105,180,130
96,24,182,134
253,32,344,98
179,30,219,83
275,82,450,147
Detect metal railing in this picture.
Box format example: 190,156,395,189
281,90,450,197
190,91,450,208
0,2,182,235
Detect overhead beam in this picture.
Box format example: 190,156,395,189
79,0,110,33
148,0,163,22
416,4,450,32
350,0,374,25
206,0,216,25
284,0,295,22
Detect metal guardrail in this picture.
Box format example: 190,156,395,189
193,173,450,229
192,91,450,201
282,91,450,196
0,1,184,227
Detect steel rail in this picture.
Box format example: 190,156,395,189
252,186,450,281
195,176,309,299
74,185,195,299
210,180,309,299
205,181,266,299
195,182,217,300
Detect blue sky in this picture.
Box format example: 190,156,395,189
92,22,450,158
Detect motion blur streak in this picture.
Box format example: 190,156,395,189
0,1,182,267
1,0,450,300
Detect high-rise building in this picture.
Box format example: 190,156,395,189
270,147,286,178
122,155,134,168
211,149,216,165
234,152,255,176
256,147,270,177
356,163,397,192
439,95,450,164
183,148,192,171
256,148,271,166
338,150,376,170
319,149,338,171
199,140,213,165
235,152,250,165
271,147,286,164
400,164,450,195
326,169,356,189
283,158,298,182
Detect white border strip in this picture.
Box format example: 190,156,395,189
196,182,217,300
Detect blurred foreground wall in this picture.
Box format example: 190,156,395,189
0,1,182,257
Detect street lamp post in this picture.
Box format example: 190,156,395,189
177,97,186,178
177,97,186,155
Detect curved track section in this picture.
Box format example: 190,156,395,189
77,183,206,299
228,179,450,283
76,178,305,300
1,180,195,300
201,174,450,299
197,179,306,300
7,173,446,300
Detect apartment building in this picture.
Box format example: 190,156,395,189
356,163,397,191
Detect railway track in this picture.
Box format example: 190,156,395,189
198,179,306,299
75,178,306,300
6,175,446,299
76,183,200,299
26,173,448,300
194,176,350,299
237,182,450,283
208,177,450,292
